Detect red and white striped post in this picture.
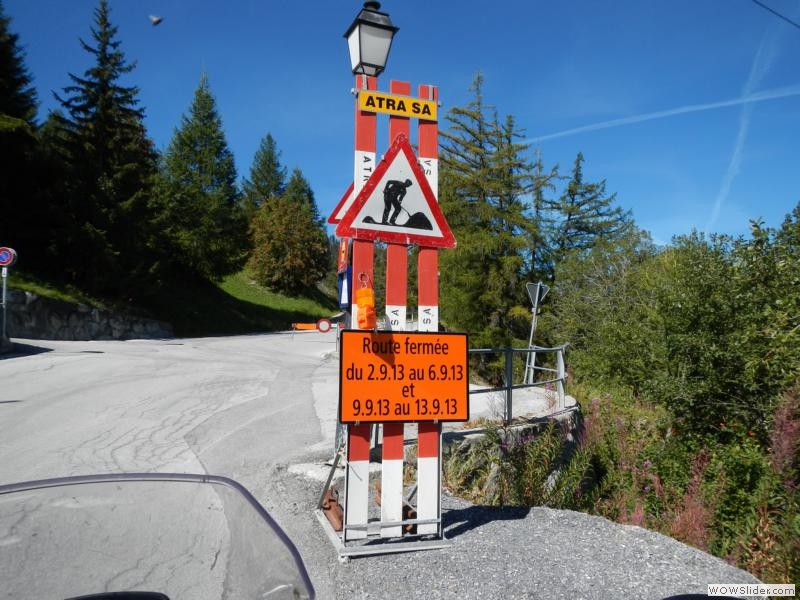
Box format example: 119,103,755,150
344,73,378,542
380,79,411,538
416,83,441,536
384,80,411,334
340,79,448,545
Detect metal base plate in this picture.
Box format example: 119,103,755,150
314,509,451,559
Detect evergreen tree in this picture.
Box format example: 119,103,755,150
156,72,247,281
541,152,633,270
527,148,560,280
439,75,537,360
52,0,158,296
23,113,74,274
0,0,40,260
241,133,287,221
247,168,329,294
283,167,321,218
0,0,36,127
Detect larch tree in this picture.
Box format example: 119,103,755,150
527,148,560,281
438,74,537,360
541,152,633,272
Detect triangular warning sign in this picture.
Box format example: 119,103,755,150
327,182,354,225
335,134,456,248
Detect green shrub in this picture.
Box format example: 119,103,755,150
443,419,591,509
443,382,798,584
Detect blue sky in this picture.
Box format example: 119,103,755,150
5,0,800,245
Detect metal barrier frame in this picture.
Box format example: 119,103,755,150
316,343,568,558
468,345,569,423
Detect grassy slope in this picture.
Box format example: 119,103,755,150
7,270,102,307
8,269,339,337
137,270,340,336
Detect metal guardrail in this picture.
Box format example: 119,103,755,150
467,345,569,424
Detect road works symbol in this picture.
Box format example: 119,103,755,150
339,330,469,424
334,134,456,248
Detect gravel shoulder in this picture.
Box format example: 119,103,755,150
267,335,763,600
265,453,762,600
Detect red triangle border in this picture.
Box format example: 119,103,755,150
335,134,456,249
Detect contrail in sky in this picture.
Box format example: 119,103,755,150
525,84,800,145
706,23,782,231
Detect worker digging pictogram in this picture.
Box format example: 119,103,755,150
379,178,414,226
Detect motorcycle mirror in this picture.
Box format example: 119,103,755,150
64,593,170,599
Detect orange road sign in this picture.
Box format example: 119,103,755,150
339,330,469,423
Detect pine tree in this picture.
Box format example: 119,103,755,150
241,133,287,221
247,168,329,294
542,152,633,270
156,72,247,281
51,0,158,296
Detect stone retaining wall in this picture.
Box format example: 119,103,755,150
4,289,173,341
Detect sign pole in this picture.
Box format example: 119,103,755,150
344,73,378,542
384,79,411,334
524,282,549,384
416,84,441,536
1,267,7,343
380,79,412,538
0,247,17,349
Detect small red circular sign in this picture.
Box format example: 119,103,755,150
0,247,17,267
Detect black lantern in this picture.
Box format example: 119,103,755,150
344,1,399,77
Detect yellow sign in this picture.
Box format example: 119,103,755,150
339,330,468,423
358,90,438,121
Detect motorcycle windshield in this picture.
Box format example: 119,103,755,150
0,473,315,600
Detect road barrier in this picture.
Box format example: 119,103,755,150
315,78,453,559
468,345,569,424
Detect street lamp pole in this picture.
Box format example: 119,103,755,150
344,1,398,332
342,1,398,542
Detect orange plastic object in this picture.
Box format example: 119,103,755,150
355,285,376,329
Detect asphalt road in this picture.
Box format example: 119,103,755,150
0,333,763,599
